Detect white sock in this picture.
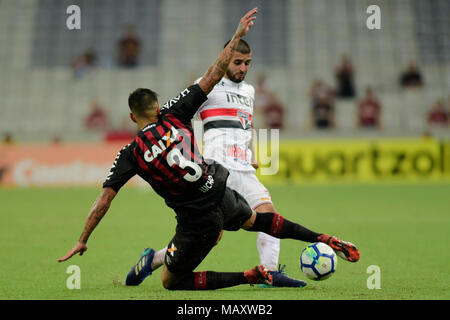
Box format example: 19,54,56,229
256,232,280,271
151,246,167,270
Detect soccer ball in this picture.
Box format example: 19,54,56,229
300,242,337,281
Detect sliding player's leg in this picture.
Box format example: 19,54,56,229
125,247,156,286
126,207,221,287
227,171,280,268
242,211,360,263
161,263,270,290
254,203,280,271
160,225,270,290
159,188,272,290
126,222,224,284
126,201,271,290
253,202,306,287
127,187,359,288
232,172,306,287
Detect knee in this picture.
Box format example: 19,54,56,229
162,279,172,290
215,230,224,246
241,211,257,230
162,275,179,290
161,267,177,290
161,273,170,289
255,203,276,213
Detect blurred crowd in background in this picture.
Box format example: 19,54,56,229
0,0,449,145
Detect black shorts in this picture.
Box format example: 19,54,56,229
164,187,253,274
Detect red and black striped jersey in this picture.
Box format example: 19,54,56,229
103,84,229,210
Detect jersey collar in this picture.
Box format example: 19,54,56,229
221,77,245,89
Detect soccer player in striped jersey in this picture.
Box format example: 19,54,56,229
58,8,359,291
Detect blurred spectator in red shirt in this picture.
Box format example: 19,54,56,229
71,50,96,78
254,74,285,129
105,118,137,143
254,74,274,128
310,80,335,129
335,55,356,99
357,87,382,129
1,132,15,146
51,135,62,145
427,99,448,127
118,25,141,68
263,97,284,130
85,99,109,132
311,79,335,103
400,61,424,88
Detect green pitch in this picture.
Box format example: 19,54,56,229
0,183,449,300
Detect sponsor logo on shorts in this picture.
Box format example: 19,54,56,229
168,243,178,256
199,175,214,193
226,145,249,162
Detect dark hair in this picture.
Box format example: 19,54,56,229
128,88,159,116
224,39,251,54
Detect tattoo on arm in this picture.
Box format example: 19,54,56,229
213,58,229,72
79,188,116,243
198,36,240,95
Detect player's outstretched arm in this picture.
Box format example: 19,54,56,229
57,187,117,262
198,7,257,95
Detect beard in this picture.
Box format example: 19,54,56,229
226,70,246,83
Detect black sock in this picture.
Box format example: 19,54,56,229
168,271,247,290
248,212,321,243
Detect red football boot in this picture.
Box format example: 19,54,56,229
318,234,360,262
244,265,272,285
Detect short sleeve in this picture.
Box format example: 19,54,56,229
160,84,208,123
103,143,137,192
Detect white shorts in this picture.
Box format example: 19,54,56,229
226,170,272,209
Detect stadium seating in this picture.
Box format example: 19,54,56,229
0,0,448,142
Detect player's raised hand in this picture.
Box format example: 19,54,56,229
235,7,258,38
198,7,258,95
57,241,88,262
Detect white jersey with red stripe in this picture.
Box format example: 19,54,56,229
195,77,255,172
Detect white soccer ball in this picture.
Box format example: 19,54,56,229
300,242,337,281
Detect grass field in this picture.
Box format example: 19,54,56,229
0,183,449,300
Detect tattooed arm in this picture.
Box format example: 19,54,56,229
198,7,257,95
57,187,117,262
79,187,116,244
